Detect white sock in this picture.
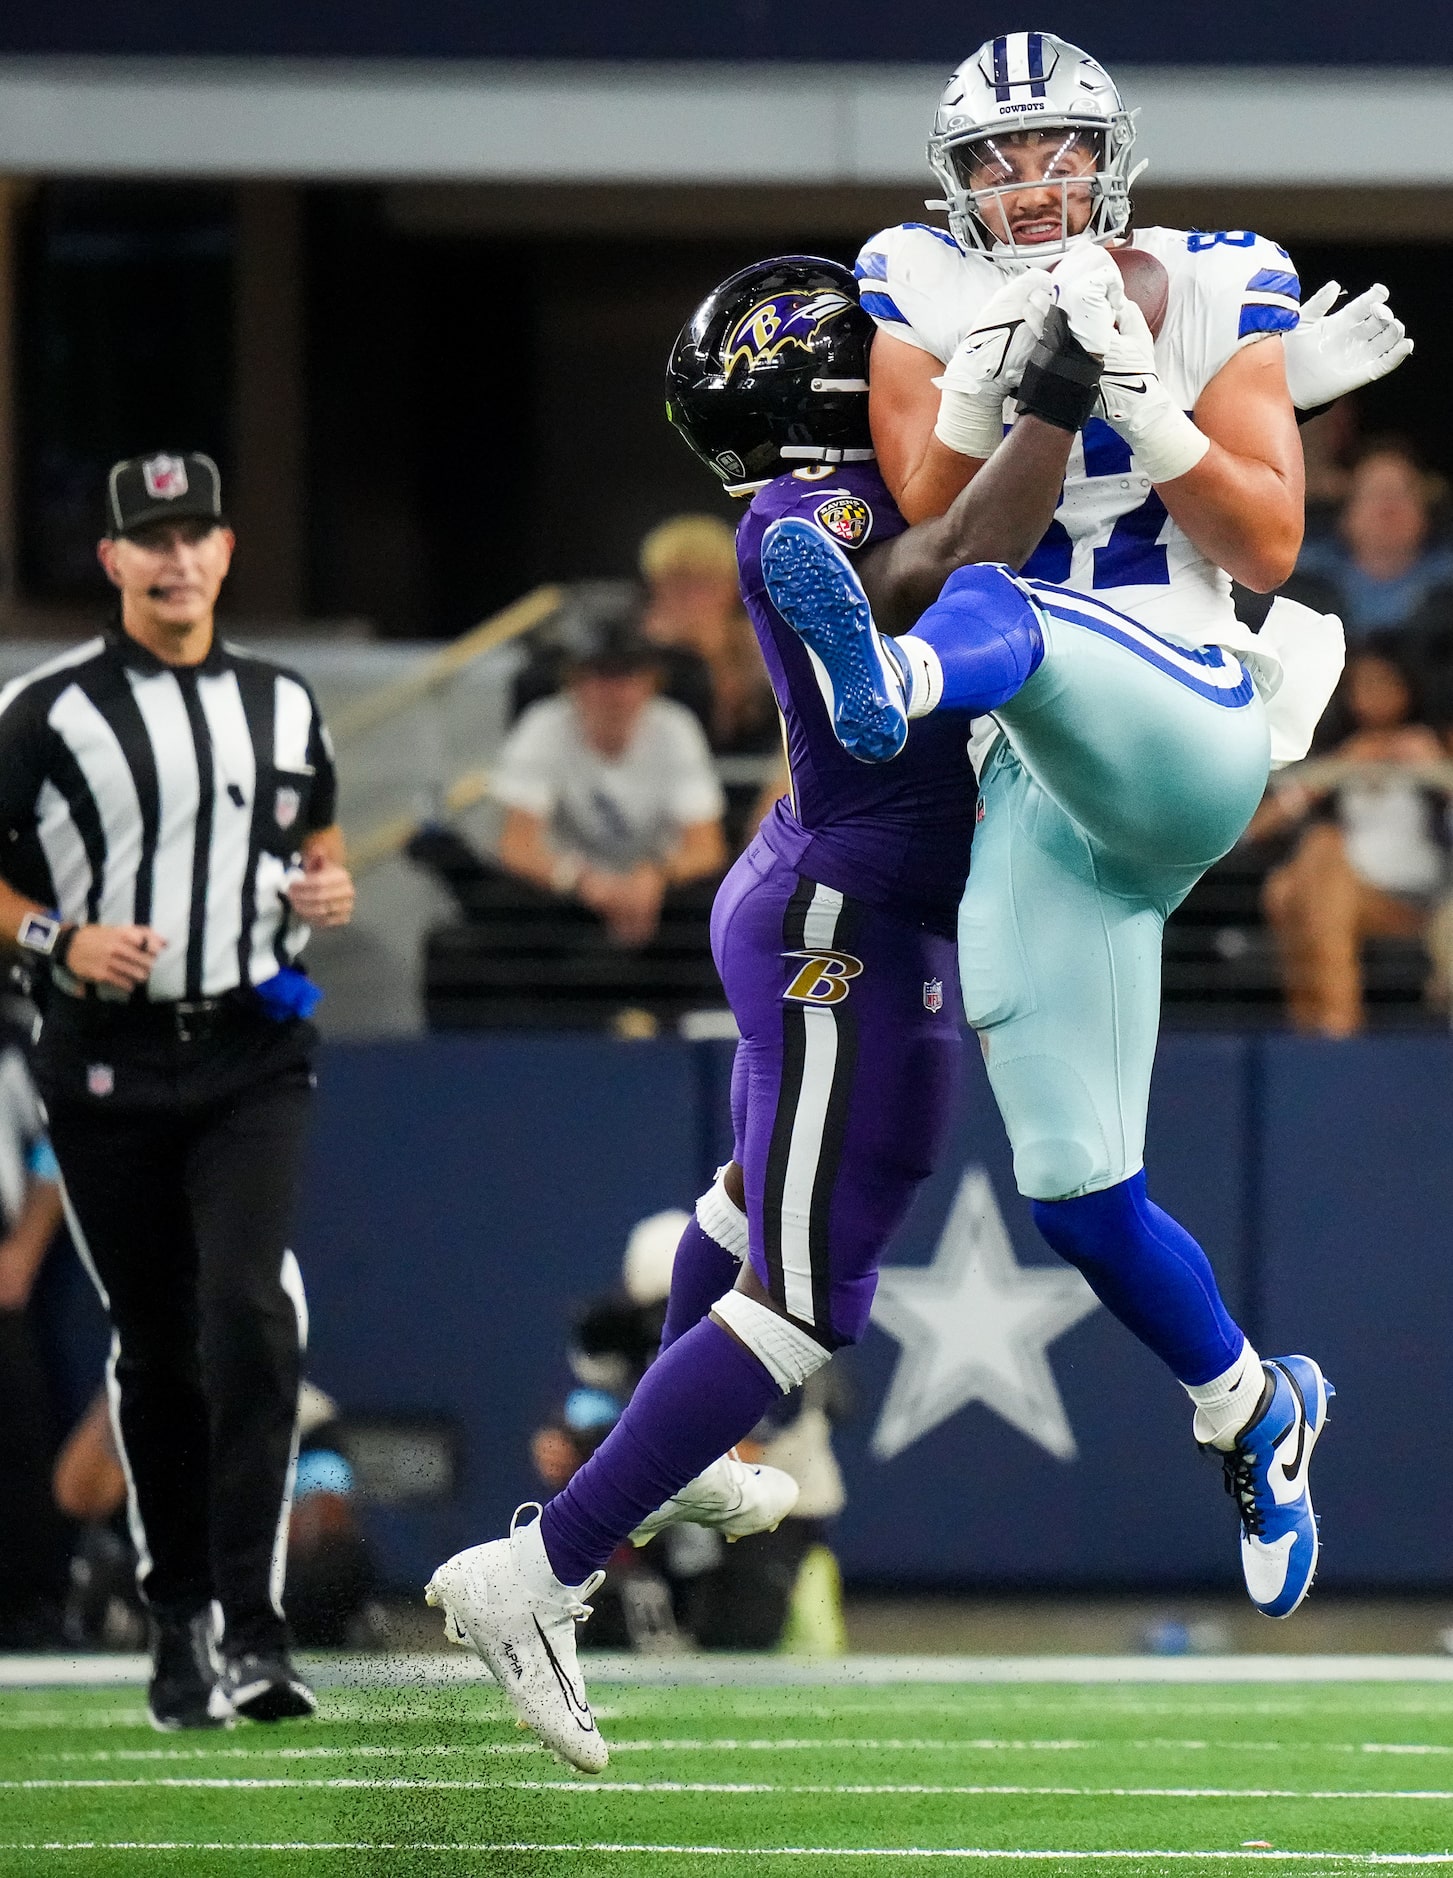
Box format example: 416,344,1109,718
892,633,943,719
1184,1341,1268,1451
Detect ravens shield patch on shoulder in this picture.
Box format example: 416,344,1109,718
814,494,872,549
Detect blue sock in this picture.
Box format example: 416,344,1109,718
902,563,1045,716
1031,1171,1244,1386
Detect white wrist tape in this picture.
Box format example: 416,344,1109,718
696,1165,749,1262
932,385,1006,461
1118,398,1209,484
711,1289,832,1394
892,634,944,719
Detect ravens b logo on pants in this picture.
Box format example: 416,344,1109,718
782,951,864,1006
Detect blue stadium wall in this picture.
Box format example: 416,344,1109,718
283,1031,1453,1595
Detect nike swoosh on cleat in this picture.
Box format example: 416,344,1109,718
1274,1363,1309,1483
532,1617,597,1733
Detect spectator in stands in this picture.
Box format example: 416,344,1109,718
409,625,730,1027
1296,442,1453,641
1255,645,1453,1034
493,627,727,946
639,515,778,758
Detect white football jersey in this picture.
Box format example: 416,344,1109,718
856,222,1300,669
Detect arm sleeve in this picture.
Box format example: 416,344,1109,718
303,687,339,831
854,224,960,363
490,704,565,817
661,709,727,826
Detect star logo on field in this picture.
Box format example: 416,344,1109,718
869,1167,1100,1463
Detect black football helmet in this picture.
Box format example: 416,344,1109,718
665,256,876,494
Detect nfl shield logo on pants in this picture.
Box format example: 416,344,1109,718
923,979,944,1014
87,1063,114,1097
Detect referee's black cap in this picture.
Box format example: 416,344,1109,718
105,452,225,538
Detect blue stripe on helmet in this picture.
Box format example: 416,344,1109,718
1246,267,1301,299
854,252,889,282
1238,302,1299,339
858,290,908,324
991,35,1011,102
1026,29,1048,97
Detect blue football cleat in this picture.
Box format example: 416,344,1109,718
760,517,909,763
1218,1355,1334,1619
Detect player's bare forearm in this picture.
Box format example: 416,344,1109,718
1157,341,1304,592
860,414,1073,634
868,332,984,524
1156,442,1303,591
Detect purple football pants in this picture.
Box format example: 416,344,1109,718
711,833,962,1346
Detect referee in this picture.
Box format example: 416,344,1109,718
0,452,355,1729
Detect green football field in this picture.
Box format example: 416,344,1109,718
3,1670,1453,1877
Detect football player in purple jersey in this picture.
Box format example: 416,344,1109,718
422,257,1129,1770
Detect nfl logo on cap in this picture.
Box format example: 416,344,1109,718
142,454,189,501
87,1063,115,1098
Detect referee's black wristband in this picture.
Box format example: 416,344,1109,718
1015,305,1103,434
53,924,77,971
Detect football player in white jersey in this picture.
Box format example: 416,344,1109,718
861,30,1410,676
837,30,1413,1614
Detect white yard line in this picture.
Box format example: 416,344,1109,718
7,1653,1453,1688
3,1842,1453,1863
10,1776,1453,1801
30,1738,1453,1762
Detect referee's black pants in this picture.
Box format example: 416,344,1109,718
36,998,315,1656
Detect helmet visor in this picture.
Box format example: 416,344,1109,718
949,126,1106,250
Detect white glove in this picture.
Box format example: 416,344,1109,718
1097,298,1210,484
1282,280,1414,410
932,270,1042,459
1042,242,1124,360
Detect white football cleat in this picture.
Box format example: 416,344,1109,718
629,1450,800,1547
424,1505,608,1773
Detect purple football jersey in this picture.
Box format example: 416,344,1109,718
737,462,977,937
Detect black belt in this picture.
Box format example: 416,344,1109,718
52,986,253,1043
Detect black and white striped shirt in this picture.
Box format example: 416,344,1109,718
0,626,338,1002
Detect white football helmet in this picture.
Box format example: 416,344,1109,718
927,32,1143,267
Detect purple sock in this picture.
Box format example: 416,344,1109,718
659,1216,743,1351
540,1317,780,1584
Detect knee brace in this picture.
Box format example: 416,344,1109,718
695,1164,749,1262
711,1290,833,1395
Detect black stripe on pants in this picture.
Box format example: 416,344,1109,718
45,1055,311,1654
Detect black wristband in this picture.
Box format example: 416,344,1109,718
1015,305,1104,434
52,924,77,971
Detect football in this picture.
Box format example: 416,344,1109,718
1106,241,1170,337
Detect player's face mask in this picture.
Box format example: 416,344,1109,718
952,129,1104,260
